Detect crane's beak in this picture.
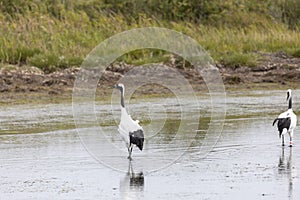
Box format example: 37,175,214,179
113,84,117,89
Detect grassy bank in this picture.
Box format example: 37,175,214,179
0,0,300,72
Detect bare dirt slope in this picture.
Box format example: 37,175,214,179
0,52,299,104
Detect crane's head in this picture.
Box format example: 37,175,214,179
113,83,125,93
287,89,292,101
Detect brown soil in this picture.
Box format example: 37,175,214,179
0,52,299,105
220,52,300,85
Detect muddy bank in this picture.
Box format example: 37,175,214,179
0,52,299,104
220,52,300,84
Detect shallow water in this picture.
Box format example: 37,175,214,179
0,90,300,199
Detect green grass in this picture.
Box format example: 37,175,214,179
220,53,258,67
285,48,300,58
0,0,299,71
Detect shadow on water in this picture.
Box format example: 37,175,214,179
119,161,144,200
278,147,294,200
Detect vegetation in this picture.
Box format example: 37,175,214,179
0,0,299,72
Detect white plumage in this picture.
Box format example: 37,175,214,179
118,107,143,147
273,89,297,147
114,83,144,160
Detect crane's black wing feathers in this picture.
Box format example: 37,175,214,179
273,117,291,138
272,118,278,126
129,129,144,151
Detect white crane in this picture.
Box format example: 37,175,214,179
273,89,297,147
114,83,144,160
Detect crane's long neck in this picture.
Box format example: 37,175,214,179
120,88,125,108
288,96,292,110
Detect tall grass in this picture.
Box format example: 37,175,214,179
0,0,300,71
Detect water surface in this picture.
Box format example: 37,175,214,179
0,90,300,199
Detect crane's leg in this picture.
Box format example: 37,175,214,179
282,135,285,146
289,130,294,147
127,145,133,160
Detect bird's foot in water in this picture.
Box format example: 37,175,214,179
289,141,293,147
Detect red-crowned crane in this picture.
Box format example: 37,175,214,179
114,83,144,160
273,89,297,147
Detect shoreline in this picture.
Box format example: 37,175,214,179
1,52,299,105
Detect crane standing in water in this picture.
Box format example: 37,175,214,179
114,83,144,160
273,89,297,147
